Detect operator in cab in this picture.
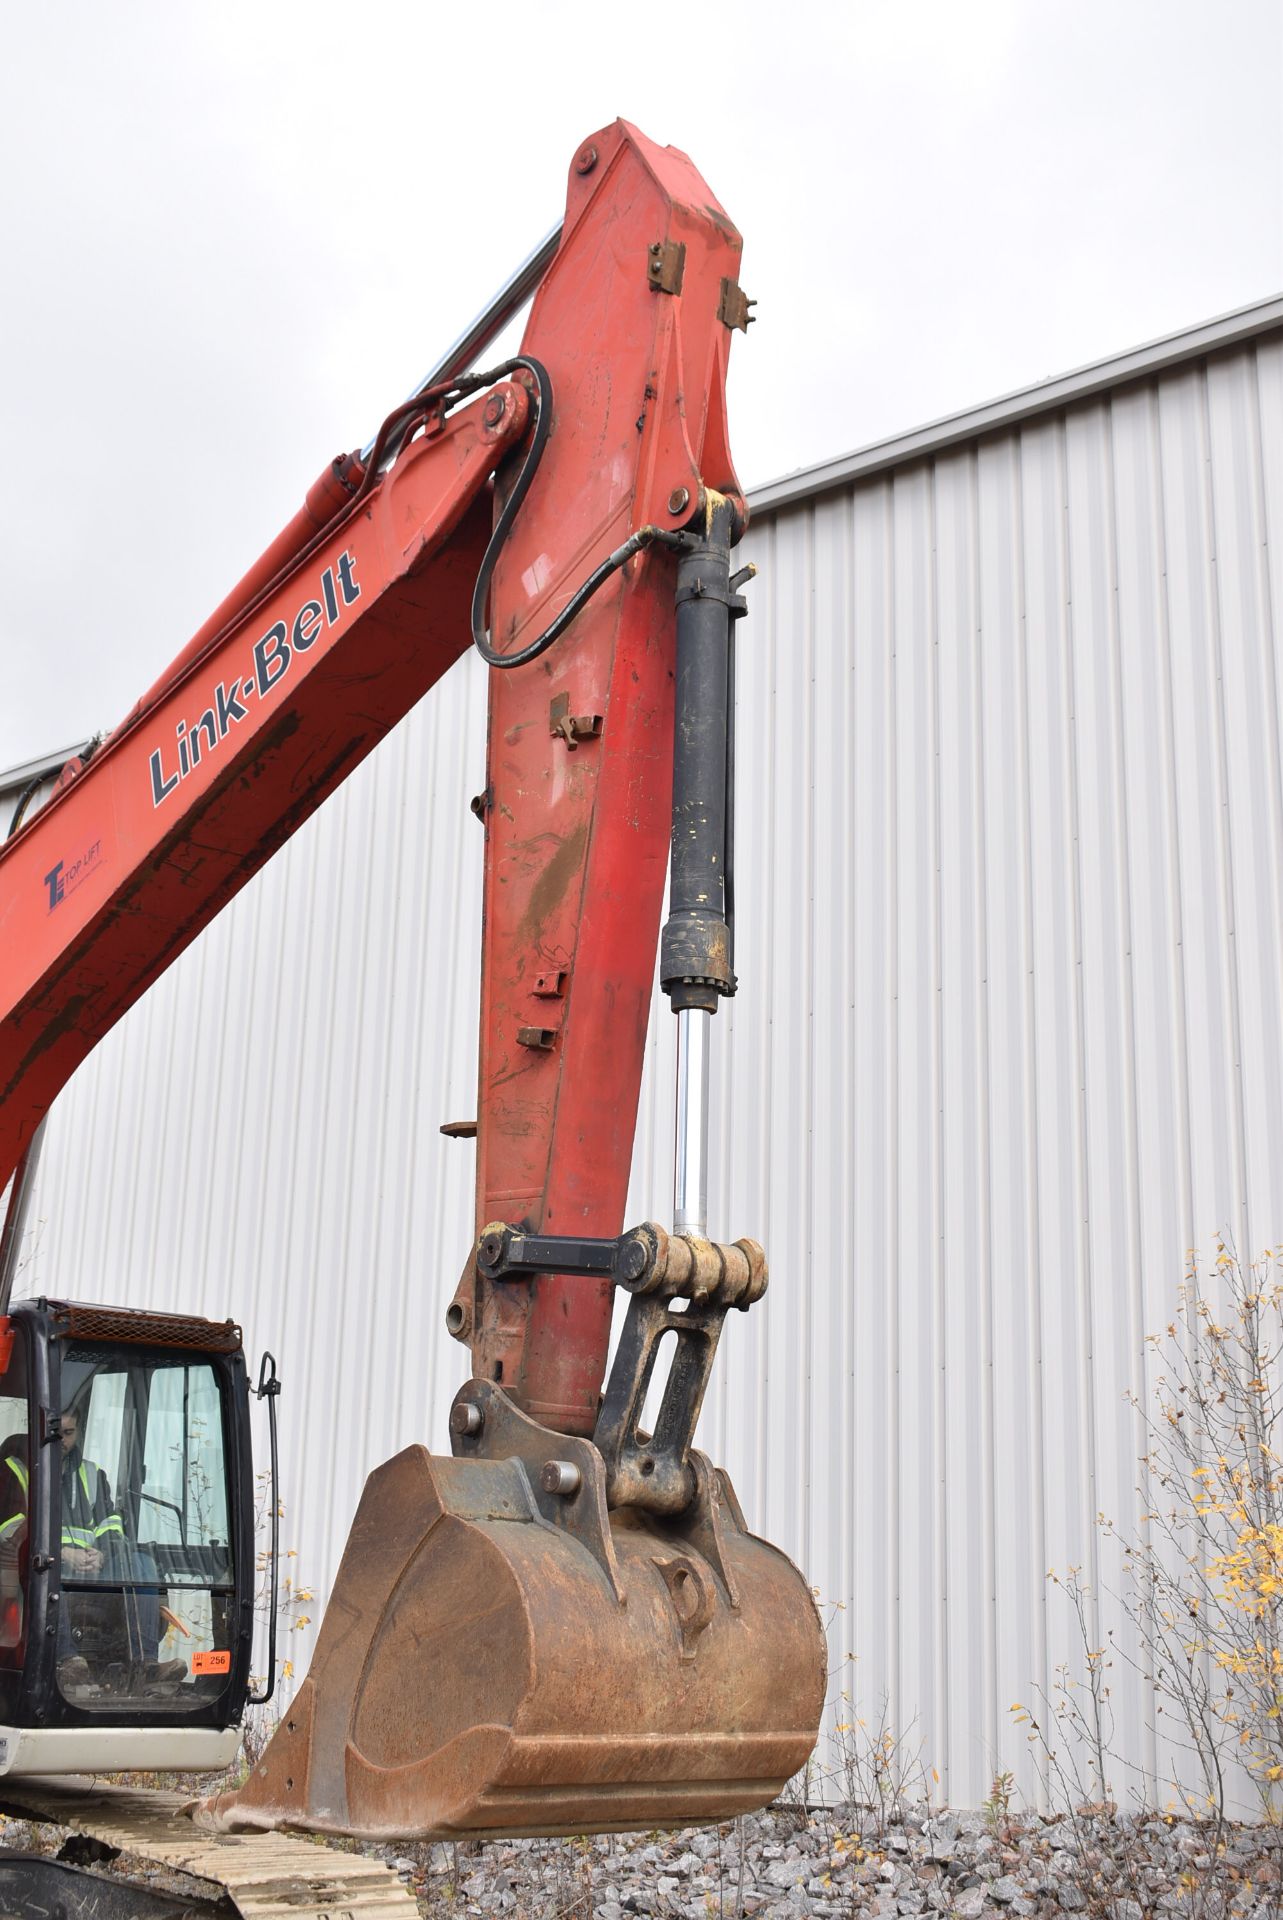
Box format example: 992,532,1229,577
58,1403,185,1693
59,1403,124,1579
58,1401,125,1691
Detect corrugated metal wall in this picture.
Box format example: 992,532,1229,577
8,325,1282,1810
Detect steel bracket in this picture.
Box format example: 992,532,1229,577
647,238,686,295
717,278,755,332
549,692,603,750
447,1377,626,1603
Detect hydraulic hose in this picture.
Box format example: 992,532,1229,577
465,356,687,671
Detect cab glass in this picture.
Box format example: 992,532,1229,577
57,1344,235,1713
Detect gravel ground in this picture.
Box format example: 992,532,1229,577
1,1799,1275,1917
366,1803,1281,1920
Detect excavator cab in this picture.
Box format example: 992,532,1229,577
0,1300,255,1775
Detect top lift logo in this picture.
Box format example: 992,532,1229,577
44,839,104,913
148,551,361,809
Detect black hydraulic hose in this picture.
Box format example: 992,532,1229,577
7,776,44,839
471,521,686,671
5,735,96,839
466,356,687,670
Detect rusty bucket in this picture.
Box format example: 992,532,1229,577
201,1380,825,1841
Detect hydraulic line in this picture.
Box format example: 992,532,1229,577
464,356,688,672
360,222,562,464
6,775,45,839
471,517,686,671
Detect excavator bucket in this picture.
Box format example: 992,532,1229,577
202,1383,825,1841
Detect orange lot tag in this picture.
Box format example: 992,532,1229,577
191,1650,231,1675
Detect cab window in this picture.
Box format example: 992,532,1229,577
57,1345,234,1713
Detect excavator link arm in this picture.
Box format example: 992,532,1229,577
472,121,748,1433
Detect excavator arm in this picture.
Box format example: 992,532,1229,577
0,121,823,1843
1,126,732,1213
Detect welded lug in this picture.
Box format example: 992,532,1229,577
450,1377,625,1602
444,1243,479,1344
717,277,756,333
651,1552,717,1661
666,1447,743,1609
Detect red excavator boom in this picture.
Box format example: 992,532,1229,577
0,121,824,1840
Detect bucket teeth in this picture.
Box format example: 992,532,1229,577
201,1410,824,1841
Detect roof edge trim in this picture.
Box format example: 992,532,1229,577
747,293,1283,515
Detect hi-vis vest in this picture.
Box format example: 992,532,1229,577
0,1456,26,1542
61,1457,125,1553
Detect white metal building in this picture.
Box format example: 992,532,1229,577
5,295,1282,1810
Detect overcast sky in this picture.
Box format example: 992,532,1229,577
2,0,1280,771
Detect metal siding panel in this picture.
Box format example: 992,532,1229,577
1063,399,1157,1801
763,507,814,1567
721,509,778,1532
804,488,861,1739
11,328,1283,1810
1205,353,1283,1264
1108,384,1194,1798
976,434,1049,1805
1258,339,1283,691
848,480,901,1749
1158,369,1247,1262
891,465,946,1788
934,447,997,1800
1021,414,1105,1778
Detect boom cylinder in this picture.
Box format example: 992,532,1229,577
661,497,743,1240
659,498,740,1016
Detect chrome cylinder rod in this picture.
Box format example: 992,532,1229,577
673,1006,712,1238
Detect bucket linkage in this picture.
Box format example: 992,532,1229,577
201,1223,824,1840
